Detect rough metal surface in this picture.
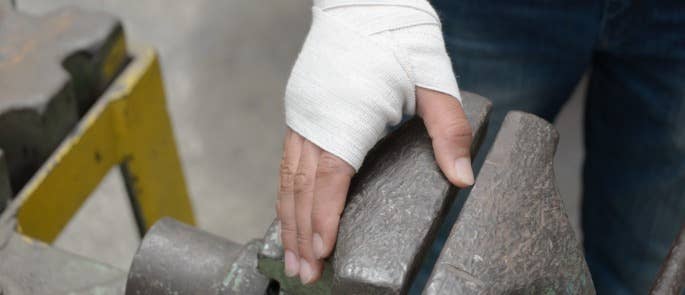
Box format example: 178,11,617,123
424,111,594,295
650,225,685,295
126,217,271,295
0,3,125,192
222,239,274,295
0,221,126,294
261,219,283,259
258,92,492,294
331,92,491,295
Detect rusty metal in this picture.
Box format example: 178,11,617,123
650,225,685,295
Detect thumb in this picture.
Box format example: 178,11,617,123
416,87,474,187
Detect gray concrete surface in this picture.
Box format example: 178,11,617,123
15,0,585,271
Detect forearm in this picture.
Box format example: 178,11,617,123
287,0,461,169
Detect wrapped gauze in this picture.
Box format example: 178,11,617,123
285,0,460,170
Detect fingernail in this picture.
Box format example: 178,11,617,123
454,157,474,186
313,233,325,259
299,259,313,284
284,250,299,277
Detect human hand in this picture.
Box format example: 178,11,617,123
276,87,474,284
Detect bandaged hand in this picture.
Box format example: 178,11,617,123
277,0,474,284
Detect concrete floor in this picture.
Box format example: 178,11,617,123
17,0,586,270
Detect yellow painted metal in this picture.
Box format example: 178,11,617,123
100,32,128,85
12,46,195,242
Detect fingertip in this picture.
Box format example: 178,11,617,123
416,87,474,188
453,157,474,187
299,259,317,284
300,258,324,285
313,233,325,259
285,250,300,277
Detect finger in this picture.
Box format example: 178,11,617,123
294,140,323,284
416,87,474,187
311,151,354,260
278,128,304,277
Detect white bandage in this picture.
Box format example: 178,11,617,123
285,0,460,170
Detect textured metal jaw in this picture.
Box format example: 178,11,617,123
424,111,594,295
126,218,271,295
258,92,492,294
650,225,685,295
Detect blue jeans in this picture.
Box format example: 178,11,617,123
432,0,685,294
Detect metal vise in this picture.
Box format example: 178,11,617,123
123,92,597,294
3,91,682,294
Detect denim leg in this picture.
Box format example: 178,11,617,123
582,1,685,294
410,1,601,293
436,0,601,162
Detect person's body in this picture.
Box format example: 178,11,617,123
276,0,685,293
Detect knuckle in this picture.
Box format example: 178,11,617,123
294,171,314,194
279,161,296,195
312,212,336,230
296,230,311,245
280,221,297,237
316,153,350,178
437,120,472,142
